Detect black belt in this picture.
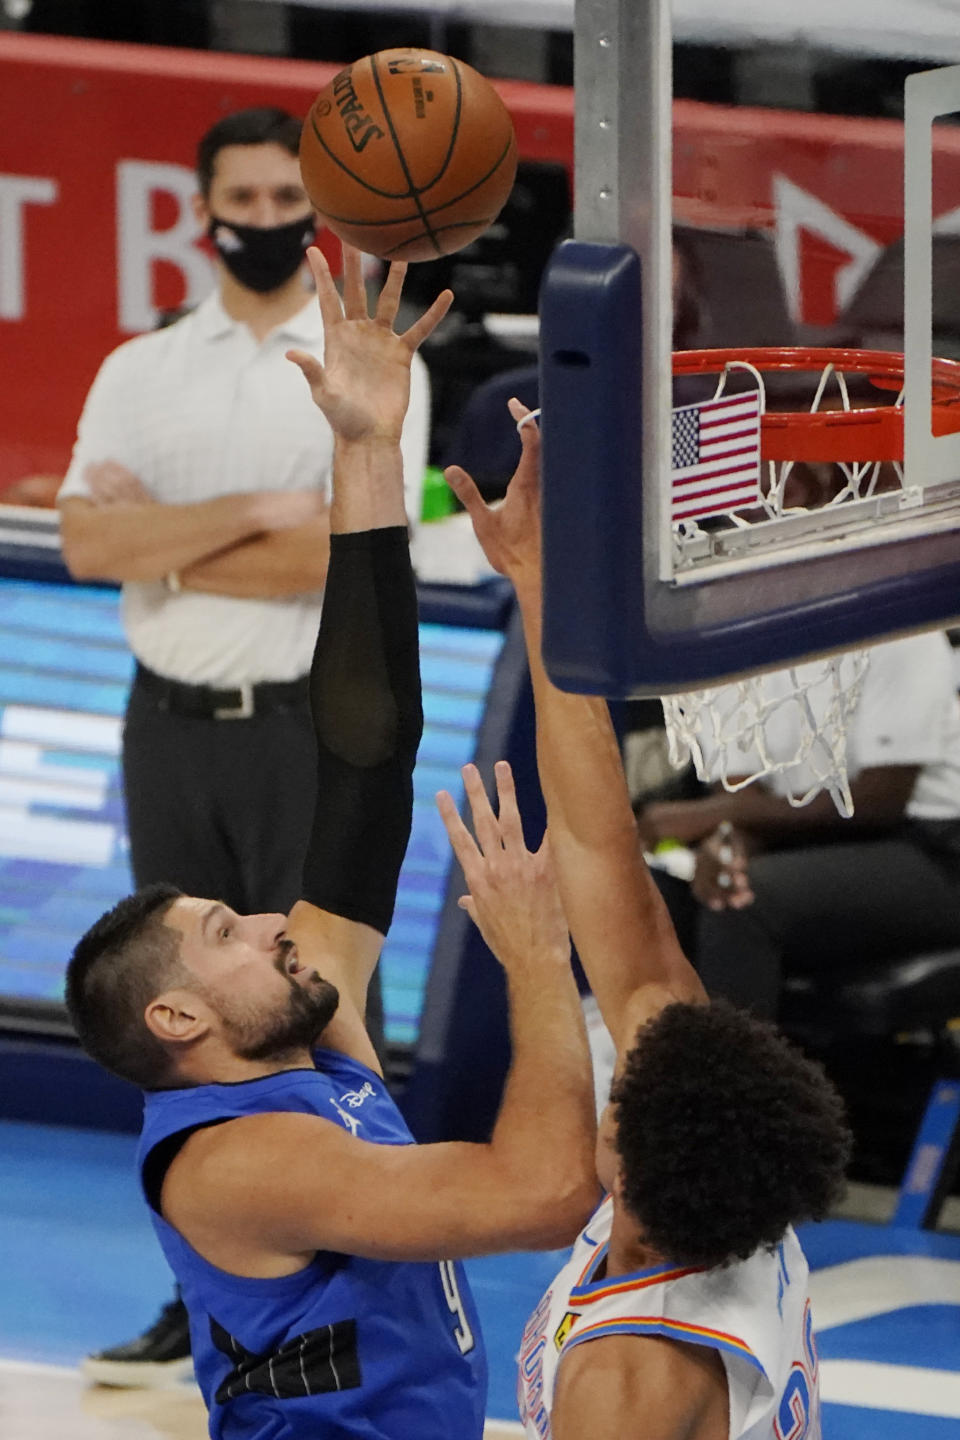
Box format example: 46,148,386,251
134,663,310,720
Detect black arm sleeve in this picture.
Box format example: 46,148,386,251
300,526,423,935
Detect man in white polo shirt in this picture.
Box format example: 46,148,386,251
57,106,429,1388
635,631,960,1019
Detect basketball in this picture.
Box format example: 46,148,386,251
299,48,518,263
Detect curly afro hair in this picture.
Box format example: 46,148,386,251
611,1000,851,1270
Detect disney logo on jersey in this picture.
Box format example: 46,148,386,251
339,1081,375,1110
329,1098,361,1136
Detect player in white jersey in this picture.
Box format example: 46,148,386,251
444,405,851,1440
517,1198,817,1439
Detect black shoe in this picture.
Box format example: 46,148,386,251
82,1296,194,1389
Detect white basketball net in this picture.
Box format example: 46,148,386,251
661,650,870,817
661,351,903,817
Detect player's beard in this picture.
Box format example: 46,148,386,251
221,973,341,1065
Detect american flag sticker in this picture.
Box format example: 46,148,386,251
670,390,762,522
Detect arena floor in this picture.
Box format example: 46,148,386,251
3,1119,959,1439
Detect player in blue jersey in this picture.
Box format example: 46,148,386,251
64,247,597,1440
446,408,852,1440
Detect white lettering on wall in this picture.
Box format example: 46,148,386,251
772,174,880,324
117,160,214,333
0,174,58,321
933,204,960,235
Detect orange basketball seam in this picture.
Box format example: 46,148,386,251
418,130,515,205
369,51,449,257
302,50,517,261
309,135,516,229
306,68,474,205
379,217,503,260
378,54,467,196
307,107,417,203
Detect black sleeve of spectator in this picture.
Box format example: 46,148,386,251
300,526,423,935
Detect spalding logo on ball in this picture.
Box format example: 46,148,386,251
300,48,518,262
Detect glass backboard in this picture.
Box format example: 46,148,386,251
539,2,960,696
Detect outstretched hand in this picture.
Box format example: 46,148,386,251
444,400,542,593
287,244,453,444
436,760,569,976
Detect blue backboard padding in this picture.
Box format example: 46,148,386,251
540,241,646,694
0,576,505,1045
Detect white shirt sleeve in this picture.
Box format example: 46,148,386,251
57,343,145,503
851,633,958,770
401,350,431,530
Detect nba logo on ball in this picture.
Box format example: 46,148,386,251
299,48,519,262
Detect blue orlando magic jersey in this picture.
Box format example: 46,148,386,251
138,1049,487,1440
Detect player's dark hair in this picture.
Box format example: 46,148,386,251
65,884,187,1090
196,107,303,197
612,1000,851,1269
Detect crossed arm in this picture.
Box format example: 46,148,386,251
178,515,331,597
59,488,331,596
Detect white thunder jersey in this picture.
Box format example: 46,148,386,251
518,1196,820,1440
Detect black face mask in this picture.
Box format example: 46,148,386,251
207,213,316,294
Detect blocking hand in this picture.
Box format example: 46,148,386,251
444,400,542,592
436,760,569,976
287,244,452,444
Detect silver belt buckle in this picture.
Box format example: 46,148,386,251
214,683,255,720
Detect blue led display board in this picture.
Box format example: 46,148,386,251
0,576,506,1047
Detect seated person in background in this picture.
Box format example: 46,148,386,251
635,632,960,1019
64,248,597,1440
446,403,851,1440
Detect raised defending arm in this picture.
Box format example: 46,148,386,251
446,404,705,1051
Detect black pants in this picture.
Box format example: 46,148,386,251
122,675,385,1052
654,835,960,1020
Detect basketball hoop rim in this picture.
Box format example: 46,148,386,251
672,346,960,462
